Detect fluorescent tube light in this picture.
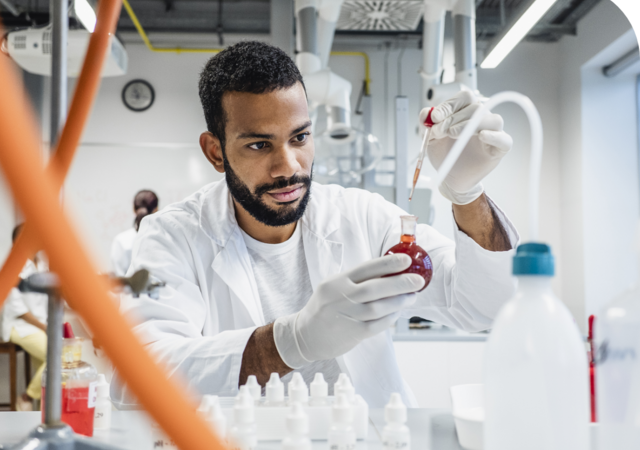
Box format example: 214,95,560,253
74,0,96,33
481,0,558,69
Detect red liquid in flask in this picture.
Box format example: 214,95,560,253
384,215,432,291
41,385,96,437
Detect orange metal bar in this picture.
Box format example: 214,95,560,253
0,0,123,306
0,23,226,450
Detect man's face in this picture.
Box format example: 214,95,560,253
217,83,314,227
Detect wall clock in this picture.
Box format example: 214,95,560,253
122,79,155,112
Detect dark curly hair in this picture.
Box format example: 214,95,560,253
198,41,305,151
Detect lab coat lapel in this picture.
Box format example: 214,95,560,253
202,181,265,326
300,183,344,289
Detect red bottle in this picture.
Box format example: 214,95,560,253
384,215,432,291
41,324,98,436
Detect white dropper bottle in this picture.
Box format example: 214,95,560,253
310,373,329,406
229,386,257,450
197,395,227,440
328,394,356,450
244,375,261,402
382,393,410,450
288,372,309,405
266,373,284,406
334,373,355,403
93,373,111,430
484,244,589,450
282,402,312,450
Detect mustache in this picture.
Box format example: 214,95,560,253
254,174,312,197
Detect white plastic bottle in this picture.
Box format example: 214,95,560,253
334,373,355,403
244,375,261,402
282,402,312,450
288,372,309,405
328,394,356,450
93,373,112,430
266,372,285,406
229,386,257,450
596,244,640,449
310,373,329,406
382,393,410,450
197,395,227,440
484,243,589,450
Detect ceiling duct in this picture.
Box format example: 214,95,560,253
336,0,424,31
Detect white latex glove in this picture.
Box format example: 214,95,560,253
419,91,513,205
273,254,424,368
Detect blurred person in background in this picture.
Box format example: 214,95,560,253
1,223,49,411
110,190,159,276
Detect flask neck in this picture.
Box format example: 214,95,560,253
516,275,553,296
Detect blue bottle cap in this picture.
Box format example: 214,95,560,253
512,242,554,276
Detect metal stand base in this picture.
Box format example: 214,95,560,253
9,424,122,450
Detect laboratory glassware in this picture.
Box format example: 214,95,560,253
384,215,433,291
409,107,435,201
229,387,257,450
41,332,98,437
310,373,329,406
382,393,410,450
483,243,589,450
93,374,111,430
197,395,227,440
595,261,640,449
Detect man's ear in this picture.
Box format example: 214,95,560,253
199,132,225,173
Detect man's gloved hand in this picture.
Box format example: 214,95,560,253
419,90,513,205
273,254,425,368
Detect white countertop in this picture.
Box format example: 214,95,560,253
0,409,464,450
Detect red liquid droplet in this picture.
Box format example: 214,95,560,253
384,234,433,292
42,386,95,436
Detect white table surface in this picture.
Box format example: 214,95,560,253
0,409,464,450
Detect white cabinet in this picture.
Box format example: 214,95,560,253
393,340,486,408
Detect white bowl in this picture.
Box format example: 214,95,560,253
450,384,484,450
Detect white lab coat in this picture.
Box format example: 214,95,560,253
1,260,48,342
112,180,519,409
110,227,138,276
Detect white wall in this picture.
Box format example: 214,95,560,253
557,0,635,329
581,29,640,318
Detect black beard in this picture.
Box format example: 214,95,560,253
223,156,312,227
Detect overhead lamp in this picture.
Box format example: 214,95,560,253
74,0,97,33
481,0,558,69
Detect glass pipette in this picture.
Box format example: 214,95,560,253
409,107,435,201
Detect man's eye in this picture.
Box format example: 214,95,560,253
249,142,267,150
294,132,310,143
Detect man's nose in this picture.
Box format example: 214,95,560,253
270,145,302,179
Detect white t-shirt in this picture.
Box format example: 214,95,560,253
1,259,48,342
241,223,341,394
111,227,138,276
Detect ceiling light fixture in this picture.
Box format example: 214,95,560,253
481,0,559,69
74,0,97,33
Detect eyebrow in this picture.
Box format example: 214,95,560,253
236,120,312,140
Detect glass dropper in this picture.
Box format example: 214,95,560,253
409,107,435,201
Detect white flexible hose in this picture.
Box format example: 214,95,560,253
432,91,543,241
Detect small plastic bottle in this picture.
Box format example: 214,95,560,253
288,372,309,405
282,402,312,450
197,395,227,440
310,373,329,406
229,387,257,450
266,373,285,406
93,373,112,430
244,375,261,402
334,373,355,403
382,393,410,450
328,394,356,450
